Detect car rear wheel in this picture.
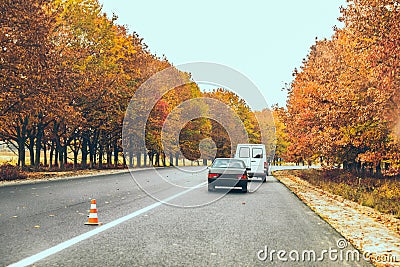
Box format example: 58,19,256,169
242,184,248,193
208,184,215,191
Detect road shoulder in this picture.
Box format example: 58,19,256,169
274,170,400,267
0,168,131,187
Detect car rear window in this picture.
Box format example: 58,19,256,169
212,159,245,168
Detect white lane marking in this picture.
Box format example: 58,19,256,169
8,182,206,267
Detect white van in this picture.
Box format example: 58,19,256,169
234,144,269,182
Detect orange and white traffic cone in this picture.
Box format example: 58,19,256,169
85,199,102,226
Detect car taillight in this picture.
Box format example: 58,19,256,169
238,174,247,179
208,173,220,178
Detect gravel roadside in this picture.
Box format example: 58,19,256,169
274,170,400,267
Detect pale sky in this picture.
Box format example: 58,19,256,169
99,0,346,108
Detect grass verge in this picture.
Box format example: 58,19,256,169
284,169,400,219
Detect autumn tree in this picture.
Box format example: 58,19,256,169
269,107,289,165
1,0,273,172
0,0,60,168
201,88,263,157
284,0,399,174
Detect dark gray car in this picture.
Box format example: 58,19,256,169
208,158,249,192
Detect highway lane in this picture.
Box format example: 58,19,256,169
1,166,371,266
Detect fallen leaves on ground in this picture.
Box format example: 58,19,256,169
275,170,400,267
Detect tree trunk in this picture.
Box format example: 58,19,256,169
28,135,35,166
35,124,44,168
43,141,47,167
93,145,97,166
89,151,94,169
356,161,362,174
72,138,79,169
98,144,103,169
49,140,55,168
73,150,78,169
161,152,166,166
148,151,154,166
107,143,112,167
59,148,64,170
16,116,29,168
18,138,26,168
113,139,119,168
376,161,382,177
107,150,112,167
58,148,64,170
89,139,96,169
361,162,366,176
137,152,141,168
81,137,88,168
89,144,95,169
128,151,133,168
63,141,68,167
54,147,59,168
122,153,126,167
57,139,64,170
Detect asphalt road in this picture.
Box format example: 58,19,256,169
1,166,372,266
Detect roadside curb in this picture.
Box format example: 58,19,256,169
273,170,400,267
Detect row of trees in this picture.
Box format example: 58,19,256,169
0,0,274,170
280,0,399,175
0,0,172,169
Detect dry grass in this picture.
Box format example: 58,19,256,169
0,151,18,165
0,164,27,181
286,169,400,219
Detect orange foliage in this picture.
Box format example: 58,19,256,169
283,0,399,174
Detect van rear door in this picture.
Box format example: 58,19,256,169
237,146,251,169
251,146,264,174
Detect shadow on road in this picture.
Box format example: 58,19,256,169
207,188,247,194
